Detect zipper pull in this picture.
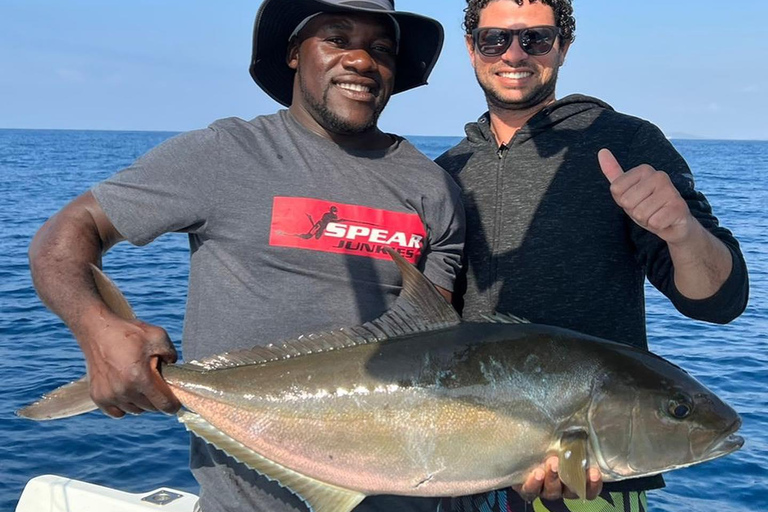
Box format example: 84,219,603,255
496,143,507,159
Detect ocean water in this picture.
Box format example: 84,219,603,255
1,129,766,512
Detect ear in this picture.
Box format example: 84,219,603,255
287,39,300,70
465,34,476,62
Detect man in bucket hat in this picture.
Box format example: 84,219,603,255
27,0,464,511
251,0,443,108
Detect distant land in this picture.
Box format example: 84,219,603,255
665,132,768,141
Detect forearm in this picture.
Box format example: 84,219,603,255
30,212,104,338
667,219,734,300
28,192,122,343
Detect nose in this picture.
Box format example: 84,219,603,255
501,36,528,62
341,47,377,73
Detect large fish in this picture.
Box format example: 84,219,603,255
18,250,743,512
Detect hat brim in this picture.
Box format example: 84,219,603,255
250,0,444,107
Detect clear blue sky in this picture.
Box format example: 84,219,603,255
1,0,767,139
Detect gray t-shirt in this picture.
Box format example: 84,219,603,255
92,110,465,512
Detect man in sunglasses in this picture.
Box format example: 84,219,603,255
437,1,749,512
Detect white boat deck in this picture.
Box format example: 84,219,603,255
16,475,198,512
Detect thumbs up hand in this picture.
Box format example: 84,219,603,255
598,149,696,246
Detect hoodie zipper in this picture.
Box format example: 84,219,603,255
488,142,510,313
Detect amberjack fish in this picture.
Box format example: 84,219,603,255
18,250,744,512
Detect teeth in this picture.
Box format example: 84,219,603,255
337,83,371,93
500,72,533,79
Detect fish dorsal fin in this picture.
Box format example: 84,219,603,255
90,264,136,321
184,329,377,370
383,248,461,328
482,313,530,324
189,249,461,371
177,411,365,512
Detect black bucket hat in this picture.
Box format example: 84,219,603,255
250,0,444,107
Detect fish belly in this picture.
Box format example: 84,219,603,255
172,378,554,496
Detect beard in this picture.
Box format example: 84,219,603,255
476,65,560,112
297,69,388,135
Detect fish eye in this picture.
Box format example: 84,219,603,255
668,396,694,419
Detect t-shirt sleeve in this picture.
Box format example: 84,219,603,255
627,122,749,323
419,174,466,293
91,126,223,246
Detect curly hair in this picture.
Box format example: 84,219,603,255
463,0,576,44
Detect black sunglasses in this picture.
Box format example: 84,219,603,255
472,26,562,57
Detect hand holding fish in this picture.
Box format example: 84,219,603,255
79,313,181,418
598,148,695,245
515,455,602,502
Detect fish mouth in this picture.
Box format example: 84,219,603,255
704,433,744,461
703,418,744,460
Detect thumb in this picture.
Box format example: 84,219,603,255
598,148,624,183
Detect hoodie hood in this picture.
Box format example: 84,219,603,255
466,94,614,145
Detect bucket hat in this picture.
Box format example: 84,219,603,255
250,0,444,107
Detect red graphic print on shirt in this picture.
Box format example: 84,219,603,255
269,197,425,263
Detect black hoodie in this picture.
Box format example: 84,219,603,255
437,94,748,348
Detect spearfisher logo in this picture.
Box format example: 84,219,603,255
269,197,425,262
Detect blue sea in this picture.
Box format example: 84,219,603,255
1,129,766,512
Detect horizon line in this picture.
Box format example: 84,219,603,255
1,127,766,143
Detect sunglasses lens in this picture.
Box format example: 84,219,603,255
520,27,557,55
475,28,512,57
474,27,559,57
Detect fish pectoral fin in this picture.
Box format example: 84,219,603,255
557,429,590,501
177,411,366,512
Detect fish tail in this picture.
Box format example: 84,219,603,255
17,376,97,420
19,264,133,421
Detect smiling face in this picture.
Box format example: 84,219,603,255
467,0,570,112
288,13,397,138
